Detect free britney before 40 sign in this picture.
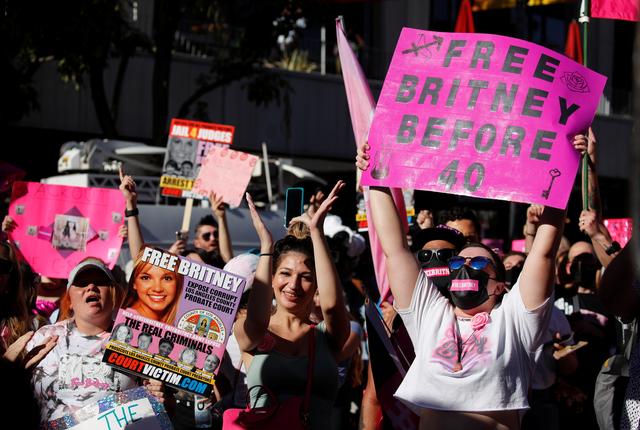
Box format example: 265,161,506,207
361,29,607,209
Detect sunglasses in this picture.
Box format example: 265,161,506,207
0,259,13,275
417,249,457,264
448,256,495,271
201,231,219,241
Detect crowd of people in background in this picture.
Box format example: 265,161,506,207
0,127,638,430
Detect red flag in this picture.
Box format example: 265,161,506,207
564,20,583,64
455,0,476,33
336,17,407,302
591,0,640,21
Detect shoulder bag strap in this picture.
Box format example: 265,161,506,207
301,325,316,424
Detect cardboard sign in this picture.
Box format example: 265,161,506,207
46,387,172,430
160,118,235,199
8,182,124,278
361,29,607,209
103,247,245,396
192,147,259,207
604,218,633,248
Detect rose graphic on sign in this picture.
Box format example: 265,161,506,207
561,72,590,93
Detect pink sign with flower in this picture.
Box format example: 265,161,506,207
361,29,607,209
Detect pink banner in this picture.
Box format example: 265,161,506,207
337,18,408,302
8,182,124,278
592,0,640,22
361,29,607,209
192,147,259,207
604,218,633,248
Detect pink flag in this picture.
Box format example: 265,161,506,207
591,0,640,22
336,17,407,302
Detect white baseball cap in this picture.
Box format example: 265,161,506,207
67,258,117,289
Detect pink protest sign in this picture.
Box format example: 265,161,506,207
192,147,259,207
604,218,633,248
361,29,607,209
8,182,124,278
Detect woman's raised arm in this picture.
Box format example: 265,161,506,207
291,181,350,353
234,193,274,352
356,144,420,309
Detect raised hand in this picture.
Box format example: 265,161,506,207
572,128,596,158
119,165,137,203
355,143,371,171
307,189,325,219
416,209,434,230
209,191,226,219
578,209,599,238
2,215,17,233
291,180,345,231
246,193,273,249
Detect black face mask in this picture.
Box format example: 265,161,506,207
422,260,452,298
570,253,599,291
505,265,522,288
449,265,491,310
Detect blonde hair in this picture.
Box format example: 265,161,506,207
123,247,184,324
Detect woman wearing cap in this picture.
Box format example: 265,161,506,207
233,181,350,430
357,144,568,429
25,257,163,424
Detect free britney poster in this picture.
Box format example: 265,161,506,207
103,247,245,396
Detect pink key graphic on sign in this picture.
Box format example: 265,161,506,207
361,29,607,209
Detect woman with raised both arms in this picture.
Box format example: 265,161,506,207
355,136,587,429
233,181,350,430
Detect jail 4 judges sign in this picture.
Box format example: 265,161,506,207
160,118,235,199
361,29,607,209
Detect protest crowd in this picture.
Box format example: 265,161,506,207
1,7,640,430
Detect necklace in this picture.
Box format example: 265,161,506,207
452,322,477,373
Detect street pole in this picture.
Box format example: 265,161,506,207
579,0,590,210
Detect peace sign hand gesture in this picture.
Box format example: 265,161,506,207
290,180,345,232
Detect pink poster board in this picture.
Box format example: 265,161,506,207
361,29,607,209
8,182,124,278
604,218,633,248
511,239,526,253
192,147,259,207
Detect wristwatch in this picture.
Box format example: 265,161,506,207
605,241,621,256
124,208,139,218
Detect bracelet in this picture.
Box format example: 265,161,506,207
523,225,536,236
259,253,273,257
124,208,139,218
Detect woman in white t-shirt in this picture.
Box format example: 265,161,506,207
26,258,164,424
356,140,575,429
